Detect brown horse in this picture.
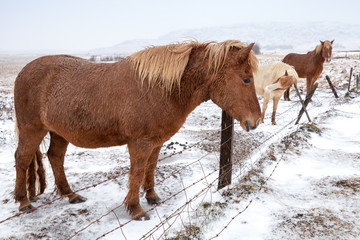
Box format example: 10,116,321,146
282,40,334,100
14,40,261,220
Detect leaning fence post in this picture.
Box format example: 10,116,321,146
325,75,339,98
295,83,318,125
348,67,353,91
357,74,359,90
218,110,234,190
293,83,311,124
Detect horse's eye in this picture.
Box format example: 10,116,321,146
243,79,251,84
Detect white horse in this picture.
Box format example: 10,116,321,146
254,61,299,125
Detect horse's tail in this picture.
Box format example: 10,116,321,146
26,149,47,200
15,115,47,200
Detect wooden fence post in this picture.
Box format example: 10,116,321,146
218,110,234,190
293,83,311,124
357,74,359,90
295,83,318,125
348,67,353,91
325,75,339,98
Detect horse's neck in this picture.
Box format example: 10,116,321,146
310,49,325,65
254,67,270,92
174,49,211,113
176,77,210,114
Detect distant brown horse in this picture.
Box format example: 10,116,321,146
14,40,261,220
282,40,334,100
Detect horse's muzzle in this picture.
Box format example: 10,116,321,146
245,119,261,132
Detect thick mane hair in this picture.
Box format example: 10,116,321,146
315,40,332,55
128,40,258,93
315,44,323,55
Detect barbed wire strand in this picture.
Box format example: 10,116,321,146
208,133,292,239
76,108,303,239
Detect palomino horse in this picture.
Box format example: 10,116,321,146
282,40,334,100
14,40,261,220
254,62,298,125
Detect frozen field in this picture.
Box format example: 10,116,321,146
0,55,359,239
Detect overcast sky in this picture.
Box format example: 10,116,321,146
1,0,359,52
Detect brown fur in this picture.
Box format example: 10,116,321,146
14,40,261,220
282,40,334,100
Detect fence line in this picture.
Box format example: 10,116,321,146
0,127,227,225
88,110,300,239
208,133,292,239
0,100,302,235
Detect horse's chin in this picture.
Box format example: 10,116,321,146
242,119,260,132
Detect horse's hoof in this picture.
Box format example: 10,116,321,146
69,194,87,204
146,196,161,205
134,212,150,221
19,204,35,212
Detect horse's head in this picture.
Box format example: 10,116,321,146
320,40,334,62
208,42,261,132
278,70,297,89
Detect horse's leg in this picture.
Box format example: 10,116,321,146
261,93,270,123
47,132,86,203
15,128,47,211
143,146,162,205
125,140,154,220
306,76,313,96
283,87,290,101
271,96,281,125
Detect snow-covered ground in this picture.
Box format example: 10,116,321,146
0,55,359,240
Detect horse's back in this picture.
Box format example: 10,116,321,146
14,55,115,130
282,52,310,78
256,61,297,84
15,55,88,111
269,61,298,78
15,55,89,91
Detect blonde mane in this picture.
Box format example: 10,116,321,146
128,40,258,93
270,62,299,83
315,40,333,55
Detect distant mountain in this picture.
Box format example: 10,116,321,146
90,22,360,55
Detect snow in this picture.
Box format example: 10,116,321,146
1,52,360,239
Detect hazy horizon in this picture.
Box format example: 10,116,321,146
1,0,360,52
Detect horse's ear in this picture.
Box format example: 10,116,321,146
238,42,255,61
284,70,288,76
320,40,324,46
331,40,334,44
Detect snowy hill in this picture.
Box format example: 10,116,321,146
90,22,360,55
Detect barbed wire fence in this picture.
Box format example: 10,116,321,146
0,84,343,239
